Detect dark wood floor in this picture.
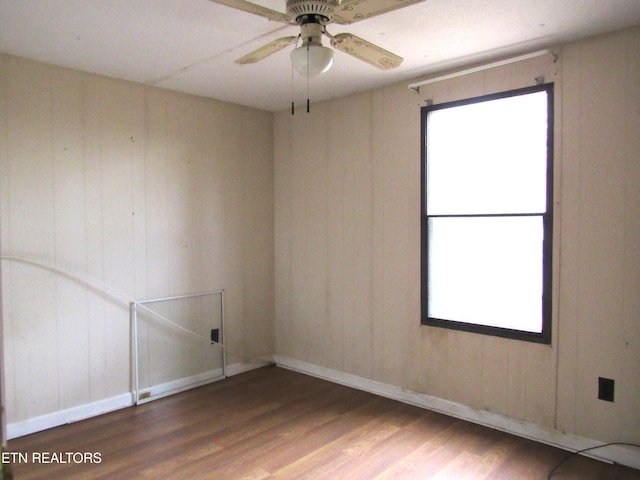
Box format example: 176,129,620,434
7,366,640,479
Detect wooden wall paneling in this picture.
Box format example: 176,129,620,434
82,73,110,404
301,104,330,366
97,79,145,398
417,74,448,106
197,99,226,294
481,62,515,93
273,112,294,358
506,340,527,420
347,94,378,378
178,95,204,295
270,27,639,448
371,84,412,387
2,57,277,432
574,32,627,442
555,43,581,436
481,336,509,415
620,28,640,443
370,89,386,385
239,107,274,361
185,99,219,372
143,89,171,300
138,89,172,391
127,81,147,381
164,94,198,295
187,99,214,292
145,89,178,298
346,94,374,380
201,102,229,289
510,52,558,89
448,331,484,409
285,114,308,362
405,87,423,396
221,104,246,365
0,59,13,426
131,90,148,305
0,55,12,423
0,56,15,424
369,89,384,385
150,93,193,384
337,101,360,375
442,70,485,103
420,327,450,400
289,112,312,363
524,344,556,428
220,103,245,365
6,59,59,421
194,97,212,291
325,100,349,373
50,67,92,410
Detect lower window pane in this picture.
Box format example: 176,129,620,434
428,216,544,333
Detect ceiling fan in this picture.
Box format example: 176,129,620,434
208,0,426,77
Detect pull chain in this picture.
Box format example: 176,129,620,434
291,60,295,115
291,35,301,115
306,41,310,113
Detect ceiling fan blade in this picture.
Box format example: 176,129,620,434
235,36,298,64
330,33,402,69
332,0,425,24
208,0,289,23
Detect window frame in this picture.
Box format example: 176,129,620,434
420,83,554,344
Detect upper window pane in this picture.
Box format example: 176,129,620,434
426,90,549,215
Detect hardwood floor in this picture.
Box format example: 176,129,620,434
7,366,640,479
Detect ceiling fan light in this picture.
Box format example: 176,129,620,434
290,45,334,77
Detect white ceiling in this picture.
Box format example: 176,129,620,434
1,0,639,112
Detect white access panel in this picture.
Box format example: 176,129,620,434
132,290,225,404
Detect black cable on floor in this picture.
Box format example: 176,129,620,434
547,442,640,479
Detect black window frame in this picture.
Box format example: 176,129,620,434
420,83,554,344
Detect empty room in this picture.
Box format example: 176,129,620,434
0,1,639,479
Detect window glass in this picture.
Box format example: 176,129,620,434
428,216,544,332
427,91,548,215
421,84,553,343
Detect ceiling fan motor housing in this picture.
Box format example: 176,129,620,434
286,0,337,23
209,0,408,72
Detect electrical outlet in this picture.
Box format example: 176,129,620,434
210,328,220,344
598,377,615,402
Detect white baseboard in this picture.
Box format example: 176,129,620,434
7,357,274,440
274,355,640,471
225,355,274,377
136,368,225,404
137,357,275,403
7,392,133,440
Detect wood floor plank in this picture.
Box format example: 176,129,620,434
311,427,428,480
7,366,640,480
270,399,408,479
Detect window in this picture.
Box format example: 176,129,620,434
421,84,553,343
